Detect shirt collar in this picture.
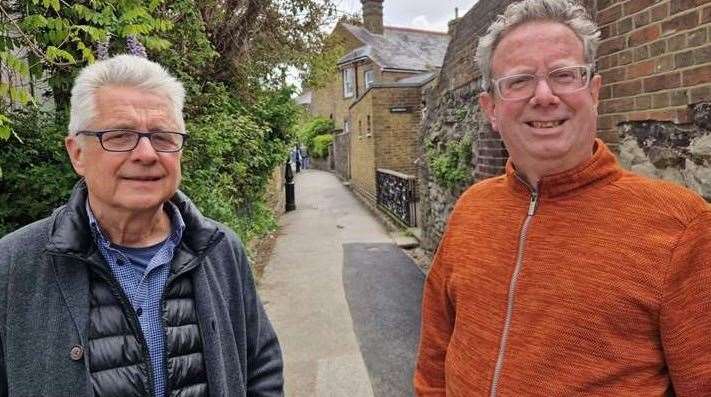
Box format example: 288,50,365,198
505,138,624,199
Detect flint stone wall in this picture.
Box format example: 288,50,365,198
618,103,711,200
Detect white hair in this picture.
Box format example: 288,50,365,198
475,0,601,92
68,54,186,134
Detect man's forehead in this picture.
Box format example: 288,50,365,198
492,21,585,69
92,85,179,129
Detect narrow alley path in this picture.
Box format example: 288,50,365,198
258,169,425,397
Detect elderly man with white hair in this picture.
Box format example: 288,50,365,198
0,55,283,396
415,0,711,396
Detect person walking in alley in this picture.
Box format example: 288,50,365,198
415,0,711,395
0,55,283,396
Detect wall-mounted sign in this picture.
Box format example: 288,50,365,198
389,106,412,113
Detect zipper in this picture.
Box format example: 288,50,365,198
489,187,539,397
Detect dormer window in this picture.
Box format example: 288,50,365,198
343,68,355,98
364,70,375,89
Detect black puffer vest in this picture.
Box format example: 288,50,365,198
87,259,209,397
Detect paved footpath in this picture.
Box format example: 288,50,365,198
258,169,425,397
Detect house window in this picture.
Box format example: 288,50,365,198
343,68,355,98
344,120,349,134
366,115,371,137
364,70,375,89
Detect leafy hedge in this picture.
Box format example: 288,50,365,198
311,134,334,158
298,116,334,159
0,110,76,236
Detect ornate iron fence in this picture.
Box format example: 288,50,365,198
376,169,418,227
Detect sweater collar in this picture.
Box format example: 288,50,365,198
505,139,623,199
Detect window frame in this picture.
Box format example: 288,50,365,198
364,69,375,90
343,67,355,98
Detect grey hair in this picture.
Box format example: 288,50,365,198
68,54,186,135
475,0,600,92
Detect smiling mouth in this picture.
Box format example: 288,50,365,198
124,176,162,182
526,120,565,128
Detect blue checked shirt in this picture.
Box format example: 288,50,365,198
86,200,185,397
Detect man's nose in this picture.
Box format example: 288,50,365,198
130,135,159,160
530,78,560,106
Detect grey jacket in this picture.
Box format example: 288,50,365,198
0,181,283,396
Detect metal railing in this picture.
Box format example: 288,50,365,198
376,169,418,227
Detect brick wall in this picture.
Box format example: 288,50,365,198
333,131,351,180
372,86,422,175
597,0,711,145
597,0,711,199
349,91,378,200
349,85,423,204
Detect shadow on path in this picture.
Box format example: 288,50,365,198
343,243,425,397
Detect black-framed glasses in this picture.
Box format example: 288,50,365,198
491,64,594,101
75,129,188,152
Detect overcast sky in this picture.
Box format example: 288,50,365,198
334,0,478,32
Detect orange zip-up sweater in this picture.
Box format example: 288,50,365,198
415,140,711,396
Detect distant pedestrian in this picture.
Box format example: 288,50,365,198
301,146,310,169
294,145,302,173
415,0,711,395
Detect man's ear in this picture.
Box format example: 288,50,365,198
65,136,86,177
589,74,602,106
479,91,498,131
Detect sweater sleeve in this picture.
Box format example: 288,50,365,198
660,208,711,396
414,236,455,396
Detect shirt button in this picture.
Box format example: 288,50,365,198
116,259,124,266
136,307,143,316
70,345,84,361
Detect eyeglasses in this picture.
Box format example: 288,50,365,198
491,65,594,101
75,129,188,152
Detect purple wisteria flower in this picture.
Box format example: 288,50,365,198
96,35,110,60
126,35,147,58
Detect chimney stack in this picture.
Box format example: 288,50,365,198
448,8,460,36
361,0,384,34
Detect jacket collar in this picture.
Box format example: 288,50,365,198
46,179,223,260
505,138,623,199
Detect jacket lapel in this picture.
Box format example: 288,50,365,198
49,251,97,345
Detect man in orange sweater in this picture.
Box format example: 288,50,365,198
414,0,711,396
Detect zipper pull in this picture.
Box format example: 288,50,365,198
528,191,538,216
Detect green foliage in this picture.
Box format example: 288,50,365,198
0,0,326,245
297,116,334,158
2,0,174,110
0,109,76,236
311,134,333,158
181,86,296,242
426,132,474,190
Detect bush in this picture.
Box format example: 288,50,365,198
0,109,77,236
180,86,295,242
311,134,333,158
426,132,474,190
297,116,334,157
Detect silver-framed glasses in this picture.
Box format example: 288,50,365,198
491,64,594,101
